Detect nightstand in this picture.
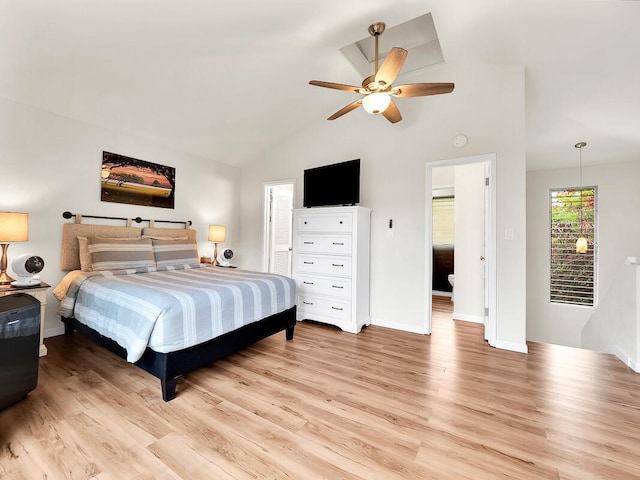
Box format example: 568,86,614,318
0,282,50,356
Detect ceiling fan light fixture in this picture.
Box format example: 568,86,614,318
362,92,391,115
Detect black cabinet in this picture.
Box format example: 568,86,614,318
0,293,40,410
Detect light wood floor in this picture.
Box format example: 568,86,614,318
2,297,640,479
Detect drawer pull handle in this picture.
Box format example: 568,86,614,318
303,261,314,265
303,301,314,305
331,306,344,311
303,281,314,285
332,263,344,267
303,241,315,245
304,221,308,224
331,285,344,289
339,221,343,224
332,242,344,246
7,320,20,326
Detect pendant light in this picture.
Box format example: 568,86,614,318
575,142,588,254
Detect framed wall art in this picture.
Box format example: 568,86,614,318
101,151,175,209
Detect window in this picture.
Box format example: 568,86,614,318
550,186,597,306
432,196,455,244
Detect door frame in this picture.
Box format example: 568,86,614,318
262,179,295,274
424,153,497,346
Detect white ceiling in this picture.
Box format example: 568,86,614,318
0,0,638,170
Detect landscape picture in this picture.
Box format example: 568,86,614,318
101,151,175,209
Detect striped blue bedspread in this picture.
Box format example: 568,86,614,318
54,264,296,362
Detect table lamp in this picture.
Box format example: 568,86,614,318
208,225,226,266
0,212,29,285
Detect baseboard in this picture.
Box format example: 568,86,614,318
492,339,528,354
44,325,65,338
452,312,484,324
432,290,452,298
612,345,639,373
370,317,428,335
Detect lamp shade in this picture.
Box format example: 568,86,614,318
362,92,391,115
0,212,28,242
208,225,226,243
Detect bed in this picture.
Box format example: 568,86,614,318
53,213,296,401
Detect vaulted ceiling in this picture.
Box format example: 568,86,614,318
1,0,638,170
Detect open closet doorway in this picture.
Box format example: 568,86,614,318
425,154,497,346
263,181,294,276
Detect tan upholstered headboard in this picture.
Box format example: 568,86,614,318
142,227,196,242
60,223,142,271
60,211,196,271
61,223,197,272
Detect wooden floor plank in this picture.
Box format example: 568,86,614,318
2,296,640,479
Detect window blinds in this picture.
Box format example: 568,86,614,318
549,187,597,306
433,196,455,245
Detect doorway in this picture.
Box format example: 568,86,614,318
425,154,497,346
263,181,294,276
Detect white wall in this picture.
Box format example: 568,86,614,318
582,261,639,370
0,97,241,337
453,163,485,322
239,64,528,351
432,166,454,189
527,160,640,347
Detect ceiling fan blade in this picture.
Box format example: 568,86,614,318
381,100,402,124
327,99,363,120
392,82,455,98
374,47,408,87
309,80,362,93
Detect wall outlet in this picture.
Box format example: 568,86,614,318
504,228,514,241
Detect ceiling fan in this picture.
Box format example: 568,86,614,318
309,22,455,124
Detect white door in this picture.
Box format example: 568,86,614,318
453,163,486,325
265,182,294,276
483,164,490,340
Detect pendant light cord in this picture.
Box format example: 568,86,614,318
575,142,587,235
579,146,583,233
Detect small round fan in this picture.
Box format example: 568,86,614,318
218,248,234,267
11,254,44,287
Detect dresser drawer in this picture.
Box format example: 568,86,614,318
296,235,352,255
296,212,353,233
295,275,351,299
297,295,351,322
295,255,352,276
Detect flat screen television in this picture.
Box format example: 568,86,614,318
303,159,360,207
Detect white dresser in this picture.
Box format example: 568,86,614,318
292,206,371,333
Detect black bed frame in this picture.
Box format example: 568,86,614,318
62,306,296,401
